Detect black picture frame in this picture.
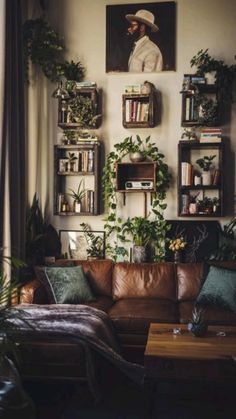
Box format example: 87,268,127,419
59,230,106,260
165,220,221,263
106,1,176,73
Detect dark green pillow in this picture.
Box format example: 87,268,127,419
35,266,96,304
196,265,236,313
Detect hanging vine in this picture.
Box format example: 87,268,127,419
102,135,171,262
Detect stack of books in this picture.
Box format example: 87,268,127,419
199,128,222,143
75,81,97,89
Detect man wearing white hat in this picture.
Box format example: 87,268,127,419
126,9,163,72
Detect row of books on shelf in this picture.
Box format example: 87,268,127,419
125,99,149,123
58,190,94,213
199,127,222,143
181,162,220,186
184,96,198,121
59,150,94,173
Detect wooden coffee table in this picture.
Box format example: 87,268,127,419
145,323,236,381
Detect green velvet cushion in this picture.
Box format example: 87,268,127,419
196,265,236,313
35,266,96,304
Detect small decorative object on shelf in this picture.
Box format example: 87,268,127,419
168,236,187,263
67,179,87,213
188,306,208,337
196,155,216,186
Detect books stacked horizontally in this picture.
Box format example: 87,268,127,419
199,128,222,143
181,162,193,186
75,81,97,89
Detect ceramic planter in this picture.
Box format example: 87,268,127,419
133,245,147,263
201,171,211,186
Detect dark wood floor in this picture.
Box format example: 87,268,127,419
24,364,235,419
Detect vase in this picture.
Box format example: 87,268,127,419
74,201,81,213
173,251,182,263
188,322,208,337
129,151,145,163
201,171,212,186
133,245,147,263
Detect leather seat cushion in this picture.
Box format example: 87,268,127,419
108,298,179,334
86,296,114,312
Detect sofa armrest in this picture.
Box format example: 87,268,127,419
19,279,49,304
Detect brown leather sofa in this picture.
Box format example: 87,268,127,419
19,259,236,375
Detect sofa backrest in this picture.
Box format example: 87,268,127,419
176,260,236,302
112,262,176,301
73,259,113,297
176,262,204,302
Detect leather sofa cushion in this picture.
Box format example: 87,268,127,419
112,262,176,301
177,263,205,302
73,260,113,297
179,301,236,325
86,296,114,312
108,298,178,334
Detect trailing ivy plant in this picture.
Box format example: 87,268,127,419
23,16,65,82
102,135,171,262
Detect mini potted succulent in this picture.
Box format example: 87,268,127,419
67,179,87,213
188,306,208,337
196,155,216,185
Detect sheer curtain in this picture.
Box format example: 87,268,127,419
0,0,26,264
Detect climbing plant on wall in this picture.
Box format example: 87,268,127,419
102,135,171,262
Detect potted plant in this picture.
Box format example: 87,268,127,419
66,152,78,172
190,48,236,104
168,236,187,263
196,155,216,185
69,95,100,128
62,60,85,91
103,135,171,262
23,16,65,83
67,179,87,213
80,223,104,259
122,216,161,263
62,129,78,145
187,306,208,337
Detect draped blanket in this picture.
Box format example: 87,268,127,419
5,304,144,401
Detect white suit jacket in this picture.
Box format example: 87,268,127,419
128,36,163,72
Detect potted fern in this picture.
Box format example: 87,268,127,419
62,60,85,91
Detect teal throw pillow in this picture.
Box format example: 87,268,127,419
35,266,96,304
196,265,236,313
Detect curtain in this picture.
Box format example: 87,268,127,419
0,0,26,262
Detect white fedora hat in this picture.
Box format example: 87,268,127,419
126,9,159,32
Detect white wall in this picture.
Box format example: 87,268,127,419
46,0,236,233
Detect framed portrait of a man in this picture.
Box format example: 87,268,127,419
106,1,176,73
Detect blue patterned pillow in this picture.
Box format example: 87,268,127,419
35,265,96,304
196,265,236,313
